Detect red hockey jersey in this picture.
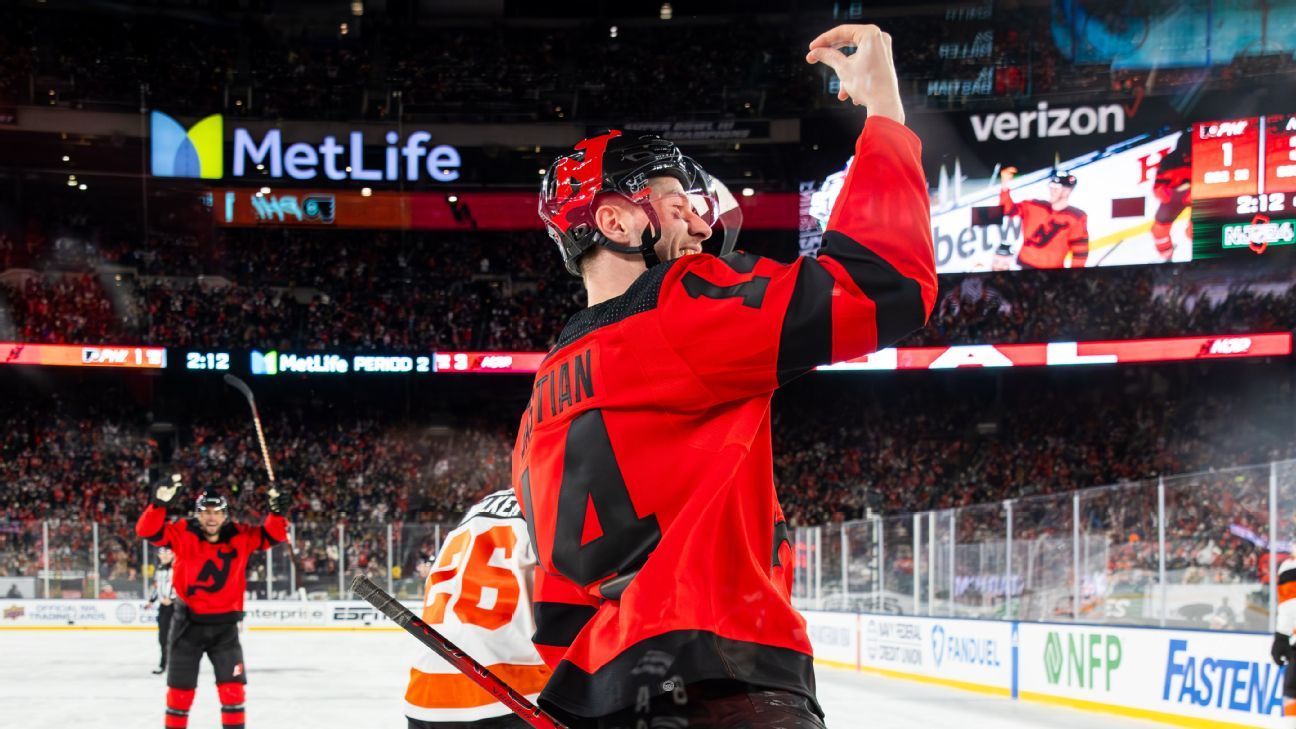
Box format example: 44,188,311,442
1000,188,1090,269
511,116,937,719
136,504,288,622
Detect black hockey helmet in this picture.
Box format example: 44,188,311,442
538,130,742,276
194,489,229,513
1049,169,1078,188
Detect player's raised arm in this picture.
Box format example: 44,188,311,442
136,474,184,549
655,24,936,400
246,486,290,549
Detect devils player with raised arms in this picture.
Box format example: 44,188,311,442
513,24,936,727
993,167,1090,270
136,479,289,729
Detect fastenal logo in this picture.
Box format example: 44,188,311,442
150,111,223,179
1044,632,1064,684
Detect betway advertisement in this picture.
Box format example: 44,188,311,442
802,611,1281,729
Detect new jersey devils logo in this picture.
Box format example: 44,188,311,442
188,549,236,596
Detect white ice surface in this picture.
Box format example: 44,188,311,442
2,629,1174,728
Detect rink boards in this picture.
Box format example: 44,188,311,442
0,598,419,630
2,600,1280,728
803,610,1280,729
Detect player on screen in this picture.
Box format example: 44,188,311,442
136,480,289,729
514,24,936,727
1271,554,1296,727
992,168,1090,270
146,542,177,675
403,489,551,729
1150,132,1192,261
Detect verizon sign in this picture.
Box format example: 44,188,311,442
970,102,1126,142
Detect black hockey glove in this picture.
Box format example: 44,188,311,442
152,474,184,507
1272,632,1290,666
266,486,289,516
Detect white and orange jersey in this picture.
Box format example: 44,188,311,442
404,490,551,726
1278,557,1296,636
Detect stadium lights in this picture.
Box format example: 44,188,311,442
78,184,87,191
660,2,672,20
61,155,69,162
351,1,363,16
610,25,617,38
360,187,373,197
447,195,458,203
741,187,755,197
537,168,546,175
259,186,271,195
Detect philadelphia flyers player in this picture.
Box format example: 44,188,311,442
514,24,936,728
404,489,551,728
136,480,289,729
1272,553,1296,727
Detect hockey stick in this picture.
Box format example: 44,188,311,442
350,575,567,729
223,374,275,483
223,373,300,592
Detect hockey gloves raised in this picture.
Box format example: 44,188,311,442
266,486,289,516
153,474,184,507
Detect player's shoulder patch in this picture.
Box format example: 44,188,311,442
551,258,681,351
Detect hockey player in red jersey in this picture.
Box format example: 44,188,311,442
1150,132,1192,261
992,167,1090,270
513,24,936,728
136,480,289,729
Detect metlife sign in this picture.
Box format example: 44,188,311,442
150,111,461,183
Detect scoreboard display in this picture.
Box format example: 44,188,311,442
1192,113,1296,257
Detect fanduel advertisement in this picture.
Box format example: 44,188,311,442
150,111,461,183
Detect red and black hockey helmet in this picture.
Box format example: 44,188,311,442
539,130,743,276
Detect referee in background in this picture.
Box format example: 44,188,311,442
147,545,176,675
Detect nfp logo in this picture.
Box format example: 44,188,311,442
1044,631,1122,691
151,112,223,179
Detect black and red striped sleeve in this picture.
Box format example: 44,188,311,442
241,513,289,551
530,565,599,669
1069,211,1090,267
135,503,172,547
655,116,936,399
